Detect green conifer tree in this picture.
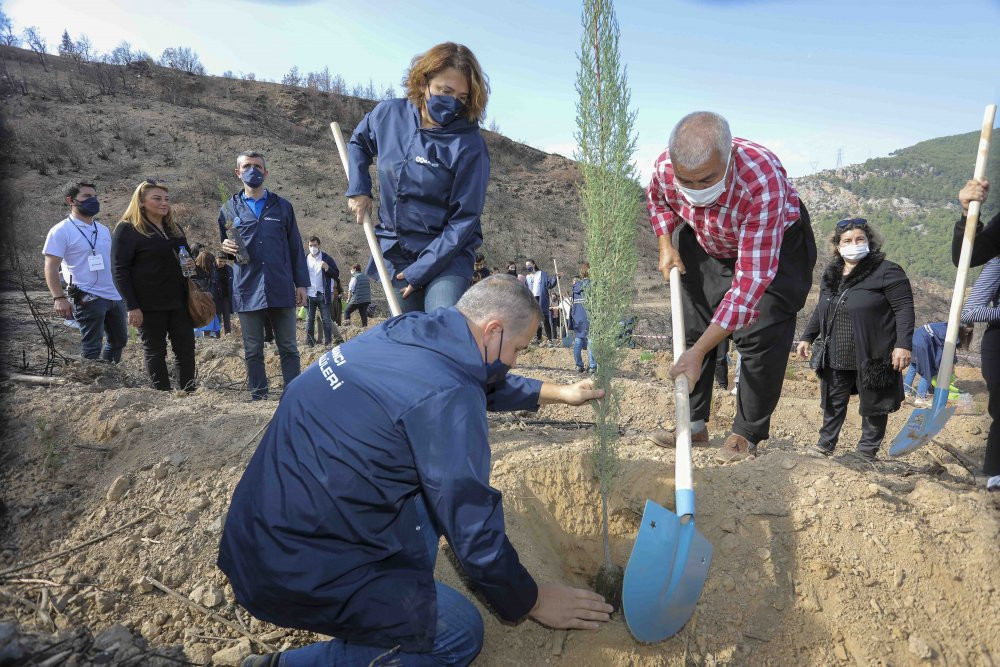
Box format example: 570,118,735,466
574,0,639,608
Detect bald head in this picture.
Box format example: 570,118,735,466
668,111,732,170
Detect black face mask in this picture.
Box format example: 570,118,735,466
483,328,510,391
75,197,100,217
507,268,517,276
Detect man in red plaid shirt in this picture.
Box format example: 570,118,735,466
645,111,816,463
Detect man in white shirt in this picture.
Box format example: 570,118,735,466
42,181,127,362
523,259,555,341
304,236,344,346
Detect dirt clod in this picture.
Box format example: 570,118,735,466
593,562,624,612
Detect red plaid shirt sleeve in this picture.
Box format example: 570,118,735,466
712,162,792,331
645,150,679,238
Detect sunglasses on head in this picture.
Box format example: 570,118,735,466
145,178,166,187
836,217,867,230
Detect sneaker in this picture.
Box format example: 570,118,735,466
716,433,756,463
730,385,738,396
242,655,282,667
577,367,586,373
648,427,709,448
986,475,1000,491
912,396,932,408
838,450,877,470
806,443,832,458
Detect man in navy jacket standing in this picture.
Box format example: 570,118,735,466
220,150,309,400
221,276,613,666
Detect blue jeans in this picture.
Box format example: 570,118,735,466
903,362,931,398
238,307,300,400
573,335,596,371
279,496,484,667
395,274,470,314
306,296,342,345
74,297,128,363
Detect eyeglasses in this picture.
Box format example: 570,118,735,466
836,218,867,230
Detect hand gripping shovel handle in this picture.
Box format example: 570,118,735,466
330,122,403,317
937,104,996,410
669,267,695,517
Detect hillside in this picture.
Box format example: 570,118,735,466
795,128,1000,283
0,45,658,301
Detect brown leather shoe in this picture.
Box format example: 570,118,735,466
716,433,756,463
647,427,709,449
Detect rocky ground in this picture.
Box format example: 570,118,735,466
1,293,998,666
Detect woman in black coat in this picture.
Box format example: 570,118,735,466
797,218,915,461
112,180,197,391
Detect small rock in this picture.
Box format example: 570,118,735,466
212,638,252,666
189,584,225,608
143,523,163,539
151,462,169,481
756,548,771,561
908,635,935,661
189,496,210,511
719,516,737,533
185,643,214,665
93,592,114,613
93,623,134,652
134,576,155,594
106,475,130,502
833,643,848,661
780,458,797,470
259,629,288,642
206,511,228,534
865,483,880,498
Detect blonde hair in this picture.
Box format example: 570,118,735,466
120,180,183,237
404,42,489,123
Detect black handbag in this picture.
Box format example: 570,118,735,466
809,337,826,372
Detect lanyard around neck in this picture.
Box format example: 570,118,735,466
72,220,98,252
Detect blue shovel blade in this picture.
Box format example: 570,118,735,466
889,389,955,457
623,499,713,643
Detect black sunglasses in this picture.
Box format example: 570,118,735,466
145,178,166,186
836,217,867,230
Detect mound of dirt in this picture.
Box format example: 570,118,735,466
1,310,998,666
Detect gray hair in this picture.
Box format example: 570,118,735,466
236,150,267,170
668,111,732,170
456,274,541,335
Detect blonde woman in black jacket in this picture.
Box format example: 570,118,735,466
797,218,915,461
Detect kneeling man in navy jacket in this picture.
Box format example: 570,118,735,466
220,274,613,666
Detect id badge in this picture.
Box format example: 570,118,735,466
88,253,105,271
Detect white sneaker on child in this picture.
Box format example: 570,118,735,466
987,475,1000,491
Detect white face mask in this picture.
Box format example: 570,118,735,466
675,156,732,208
840,242,869,262
309,246,320,256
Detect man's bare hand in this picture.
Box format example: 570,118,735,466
53,297,72,319
528,583,613,631
128,308,143,327
796,341,811,359
395,272,415,299
670,347,705,389
658,236,686,280
221,239,239,255
560,378,605,405
891,347,911,372
959,179,989,215
348,195,372,225
295,287,307,307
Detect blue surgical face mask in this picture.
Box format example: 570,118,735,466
426,95,465,126
241,166,266,188
484,328,510,389
75,196,100,217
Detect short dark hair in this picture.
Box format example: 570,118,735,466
64,181,96,201
352,263,362,272
308,236,321,245
236,150,267,170
526,258,537,265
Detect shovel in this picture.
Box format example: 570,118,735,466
330,122,403,317
890,103,996,457
623,267,713,642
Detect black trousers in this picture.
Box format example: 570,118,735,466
714,339,730,388
979,326,1000,476
678,204,817,444
344,302,369,326
816,366,889,456
536,297,554,340
138,307,196,391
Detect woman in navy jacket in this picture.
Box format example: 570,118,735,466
347,42,490,313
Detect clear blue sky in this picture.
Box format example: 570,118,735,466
6,0,1000,179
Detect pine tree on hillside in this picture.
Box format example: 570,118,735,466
58,29,75,57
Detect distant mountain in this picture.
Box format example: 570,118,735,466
794,128,1000,283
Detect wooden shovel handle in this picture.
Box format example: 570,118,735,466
330,122,403,317
937,104,996,405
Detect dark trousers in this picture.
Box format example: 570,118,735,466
306,295,343,345
714,339,730,388
213,295,232,334
816,366,889,456
74,296,128,362
536,297,554,340
344,302,369,326
979,326,1000,476
332,295,343,326
678,205,816,444
238,307,299,400
138,307,196,391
